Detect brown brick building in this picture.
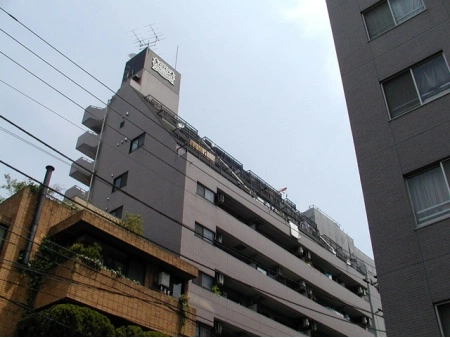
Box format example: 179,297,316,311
0,187,198,336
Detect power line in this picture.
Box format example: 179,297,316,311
0,161,386,335
0,16,374,283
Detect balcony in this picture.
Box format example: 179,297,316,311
69,157,93,187
35,260,196,337
64,185,88,201
82,105,105,133
76,131,99,160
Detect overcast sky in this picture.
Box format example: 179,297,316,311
0,1,374,258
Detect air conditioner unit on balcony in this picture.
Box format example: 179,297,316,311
158,272,170,288
359,316,371,327
357,286,367,296
216,272,224,285
217,192,225,204
295,245,304,257
300,318,310,330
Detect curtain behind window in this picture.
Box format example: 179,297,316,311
413,55,450,102
408,166,450,223
365,2,395,39
390,0,425,24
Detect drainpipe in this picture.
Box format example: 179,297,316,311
87,102,109,202
21,165,54,265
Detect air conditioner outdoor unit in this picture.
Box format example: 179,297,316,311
295,246,304,257
216,272,225,285
217,192,225,204
297,280,307,292
357,286,367,296
158,272,170,288
310,321,318,332
359,316,371,327
300,318,310,330
215,232,223,244
214,321,223,335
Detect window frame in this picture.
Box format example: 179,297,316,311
406,159,450,227
382,53,450,119
129,133,145,153
362,0,426,40
435,300,450,337
194,222,215,243
0,224,8,255
112,171,128,192
196,182,215,204
110,206,124,219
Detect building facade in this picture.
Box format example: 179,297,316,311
0,187,197,336
326,0,450,336
68,47,383,336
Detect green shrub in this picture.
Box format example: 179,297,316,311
115,325,165,337
16,303,115,336
120,213,144,236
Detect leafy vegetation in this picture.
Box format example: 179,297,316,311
115,325,165,337
0,173,63,203
16,304,165,337
120,212,144,236
16,303,116,336
178,294,189,327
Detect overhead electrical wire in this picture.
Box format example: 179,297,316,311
0,160,387,336
0,6,385,332
0,51,382,332
0,42,371,286
0,118,376,318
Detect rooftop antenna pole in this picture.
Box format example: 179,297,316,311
175,45,179,70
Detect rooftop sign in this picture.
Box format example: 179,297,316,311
151,57,175,85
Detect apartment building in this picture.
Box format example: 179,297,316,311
67,47,383,336
0,185,197,336
326,0,450,336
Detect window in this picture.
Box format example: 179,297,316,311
195,223,214,243
196,322,211,337
110,206,123,218
407,159,450,225
129,133,145,152
363,0,425,40
383,54,450,118
194,272,214,290
436,301,450,336
112,172,128,192
0,224,7,253
196,183,215,203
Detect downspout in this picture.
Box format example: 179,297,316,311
87,102,109,202
21,165,54,265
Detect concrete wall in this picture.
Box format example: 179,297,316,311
89,85,187,253
327,0,450,335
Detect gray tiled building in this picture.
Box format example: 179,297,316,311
67,47,383,336
326,0,450,336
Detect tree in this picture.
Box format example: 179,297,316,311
0,173,63,203
16,303,115,336
120,212,144,236
115,325,165,337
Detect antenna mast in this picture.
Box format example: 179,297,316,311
130,24,165,51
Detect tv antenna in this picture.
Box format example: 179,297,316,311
129,24,165,51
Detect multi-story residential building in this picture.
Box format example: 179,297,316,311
67,47,384,336
0,184,198,336
326,0,450,336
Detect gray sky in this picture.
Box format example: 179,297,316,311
0,1,373,258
